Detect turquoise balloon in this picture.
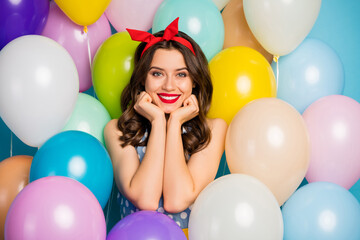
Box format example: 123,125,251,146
152,0,224,61
282,182,360,240
272,38,344,113
29,130,113,209
62,93,111,145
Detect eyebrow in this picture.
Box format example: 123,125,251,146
149,66,188,71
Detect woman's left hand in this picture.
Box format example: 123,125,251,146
169,94,199,125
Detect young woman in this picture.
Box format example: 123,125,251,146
104,18,227,234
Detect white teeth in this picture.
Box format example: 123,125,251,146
159,95,179,100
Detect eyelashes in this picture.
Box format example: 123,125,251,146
149,71,188,78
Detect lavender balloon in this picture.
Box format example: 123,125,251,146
0,0,49,50
5,176,106,240
107,211,186,240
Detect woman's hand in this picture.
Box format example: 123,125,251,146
134,91,165,123
169,94,199,125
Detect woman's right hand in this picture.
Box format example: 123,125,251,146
134,91,165,123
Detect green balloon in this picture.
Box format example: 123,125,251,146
63,93,111,145
92,32,139,119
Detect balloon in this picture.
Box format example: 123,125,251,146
308,1,360,103
272,38,344,113
243,0,321,56
0,35,79,147
222,0,272,63
107,211,186,240
105,0,164,32
188,174,283,240
207,46,276,124
225,98,310,205
62,93,111,145
0,155,32,238
5,176,106,240
92,32,139,119
54,0,111,27
282,182,360,240
42,2,111,92
29,131,113,208
152,0,224,61
0,0,49,50
212,0,230,10
303,95,360,189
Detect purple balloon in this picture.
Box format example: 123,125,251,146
42,2,111,92
107,211,187,240
5,176,106,240
0,0,49,50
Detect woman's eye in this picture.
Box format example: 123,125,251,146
177,72,187,77
152,71,162,77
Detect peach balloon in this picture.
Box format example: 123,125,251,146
222,0,273,63
0,155,32,239
225,98,310,205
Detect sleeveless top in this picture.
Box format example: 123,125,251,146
117,131,192,229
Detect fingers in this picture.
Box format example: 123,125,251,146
184,94,199,113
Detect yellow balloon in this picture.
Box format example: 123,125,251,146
55,0,111,27
208,46,276,124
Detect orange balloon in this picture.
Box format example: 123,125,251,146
0,155,32,239
222,0,273,63
225,98,310,205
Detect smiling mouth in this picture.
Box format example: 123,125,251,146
157,93,181,104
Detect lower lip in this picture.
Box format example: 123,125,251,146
158,94,180,104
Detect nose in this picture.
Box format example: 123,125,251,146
162,75,176,91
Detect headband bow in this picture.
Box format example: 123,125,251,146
126,18,196,57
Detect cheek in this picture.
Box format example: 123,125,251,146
179,81,193,95
144,80,158,93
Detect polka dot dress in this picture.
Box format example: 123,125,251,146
117,135,192,229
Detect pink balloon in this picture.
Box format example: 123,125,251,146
5,176,106,240
42,2,111,92
303,95,360,189
105,0,164,32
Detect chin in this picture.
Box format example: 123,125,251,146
160,105,180,114
162,108,176,114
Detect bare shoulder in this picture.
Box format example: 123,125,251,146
206,118,228,134
104,119,122,136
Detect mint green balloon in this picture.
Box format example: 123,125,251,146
63,93,111,145
152,0,224,61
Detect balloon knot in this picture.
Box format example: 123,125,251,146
83,26,88,34
273,55,279,62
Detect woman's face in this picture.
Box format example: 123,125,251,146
145,48,194,114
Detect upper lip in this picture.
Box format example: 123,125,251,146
158,93,180,97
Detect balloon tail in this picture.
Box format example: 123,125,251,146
10,131,13,157
273,55,280,94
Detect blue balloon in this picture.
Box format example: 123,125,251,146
152,0,224,61
308,0,360,103
272,38,344,113
29,130,113,209
282,182,360,240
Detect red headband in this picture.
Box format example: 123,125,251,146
126,18,196,57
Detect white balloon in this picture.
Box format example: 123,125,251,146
243,0,321,56
188,174,283,240
212,0,230,10
0,35,79,147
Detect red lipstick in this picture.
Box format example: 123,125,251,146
157,93,180,104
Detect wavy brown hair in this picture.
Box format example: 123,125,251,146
118,30,213,159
